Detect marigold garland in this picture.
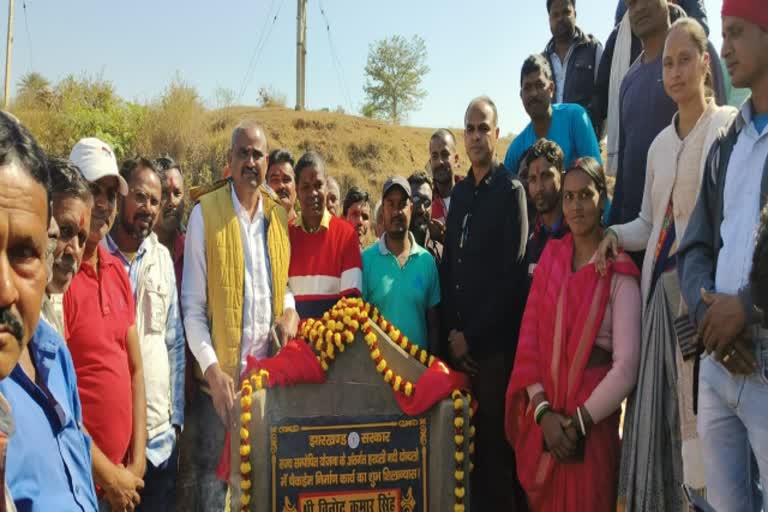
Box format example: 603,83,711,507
237,297,474,512
237,368,269,511
451,389,476,512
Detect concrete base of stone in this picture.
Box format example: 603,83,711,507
228,321,472,511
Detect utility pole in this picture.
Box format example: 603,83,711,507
3,0,13,109
295,0,307,111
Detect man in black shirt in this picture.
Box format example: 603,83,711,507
441,96,529,511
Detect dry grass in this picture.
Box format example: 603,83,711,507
12,72,512,201
216,106,512,197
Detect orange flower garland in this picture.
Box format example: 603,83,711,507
451,389,476,512
237,369,269,511
237,297,474,512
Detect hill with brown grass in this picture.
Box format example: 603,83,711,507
221,106,512,194
11,75,511,198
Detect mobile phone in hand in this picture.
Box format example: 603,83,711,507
682,484,716,512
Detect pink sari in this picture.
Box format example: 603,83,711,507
505,234,639,511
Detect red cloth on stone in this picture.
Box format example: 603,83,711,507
722,0,768,29
217,339,471,481
394,359,471,416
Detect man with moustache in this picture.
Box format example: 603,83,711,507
407,171,443,263
182,120,298,510
288,151,361,320
442,97,529,510
153,157,186,303
504,54,601,175
362,176,441,352
343,186,372,249
105,157,185,511
0,112,98,511
428,129,461,231
523,139,569,287
41,158,92,337
266,149,297,224
65,138,147,511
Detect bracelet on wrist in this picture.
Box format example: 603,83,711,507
575,406,587,437
534,400,551,425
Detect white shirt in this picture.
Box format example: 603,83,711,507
716,102,768,295
549,42,602,104
182,184,295,376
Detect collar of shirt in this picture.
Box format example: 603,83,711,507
376,231,421,258
102,232,160,284
79,244,118,279
231,183,265,224
296,209,332,233
466,162,503,190
533,213,566,238
545,26,588,55
736,100,768,139
103,233,157,270
11,324,67,431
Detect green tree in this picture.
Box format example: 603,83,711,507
16,72,52,107
362,35,429,124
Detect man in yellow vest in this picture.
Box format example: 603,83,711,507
181,120,298,510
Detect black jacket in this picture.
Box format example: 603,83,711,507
440,164,528,358
544,27,603,134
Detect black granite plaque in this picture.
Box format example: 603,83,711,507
272,415,427,512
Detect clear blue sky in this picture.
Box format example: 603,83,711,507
3,0,724,135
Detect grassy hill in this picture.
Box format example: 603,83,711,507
11,74,512,198
219,106,512,194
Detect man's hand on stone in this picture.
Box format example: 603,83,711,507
448,330,479,376
699,289,747,360
276,309,299,346
204,363,235,427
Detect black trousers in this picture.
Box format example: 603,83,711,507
470,352,529,511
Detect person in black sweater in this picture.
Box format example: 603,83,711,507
441,96,529,511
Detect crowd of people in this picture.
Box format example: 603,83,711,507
0,0,765,511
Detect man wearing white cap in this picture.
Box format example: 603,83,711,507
64,138,148,511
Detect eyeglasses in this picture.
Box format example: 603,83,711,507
412,196,432,209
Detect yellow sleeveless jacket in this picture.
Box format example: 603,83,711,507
192,179,290,384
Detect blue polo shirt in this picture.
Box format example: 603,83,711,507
0,321,97,512
362,233,441,349
503,103,602,174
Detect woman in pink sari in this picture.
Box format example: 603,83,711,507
505,157,642,511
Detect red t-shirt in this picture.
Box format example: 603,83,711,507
63,245,135,466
